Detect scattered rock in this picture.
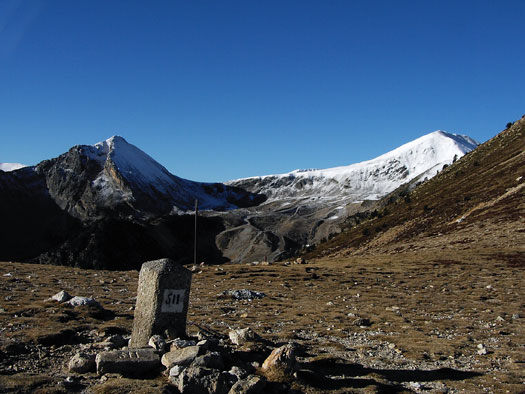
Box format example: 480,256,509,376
221,290,266,300
477,344,488,355
178,366,231,394
261,343,298,381
68,352,96,374
149,334,167,352
48,290,72,303
228,366,250,380
67,296,101,308
228,374,267,394
170,338,197,350
96,348,160,376
229,328,259,346
353,317,372,327
161,345,200,368
192,352,225,370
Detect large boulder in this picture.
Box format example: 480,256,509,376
261,343,298,382
161,346,200,369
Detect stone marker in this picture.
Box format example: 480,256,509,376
129,258,192,348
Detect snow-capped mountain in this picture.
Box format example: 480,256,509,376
0,130,480,269
34,136,265,219
228,131,478,204
0,163,26,172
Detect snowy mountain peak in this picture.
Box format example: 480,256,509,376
228,130,479,204
93,135,176,187
63,135,265,216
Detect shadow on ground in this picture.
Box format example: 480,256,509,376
298,357,483,392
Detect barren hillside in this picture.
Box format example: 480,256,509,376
306,115,525,260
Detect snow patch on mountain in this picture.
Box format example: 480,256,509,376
227,131,478,204
0,163,27,172
86,136,260,212
95,135,179,188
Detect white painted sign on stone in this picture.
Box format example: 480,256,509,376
161,289,185,313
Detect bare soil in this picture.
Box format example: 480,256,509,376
1,245,524,392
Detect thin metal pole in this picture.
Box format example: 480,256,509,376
194,199,198,266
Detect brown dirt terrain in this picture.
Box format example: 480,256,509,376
1,246,524,393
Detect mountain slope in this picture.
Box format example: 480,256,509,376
228,131,477,204
306,116,525,259
212,131,479,263
35,136,265,219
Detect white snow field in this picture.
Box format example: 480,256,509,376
227,131,478,204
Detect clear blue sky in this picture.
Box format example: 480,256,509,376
1,0,524,182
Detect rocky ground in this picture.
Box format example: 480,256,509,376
0,245,524,393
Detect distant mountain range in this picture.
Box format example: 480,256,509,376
0,130,479,269
229,131,477,204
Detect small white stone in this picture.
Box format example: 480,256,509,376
477,344,487,355
48,290,72,303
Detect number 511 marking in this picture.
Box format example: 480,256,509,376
161,289,185,313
